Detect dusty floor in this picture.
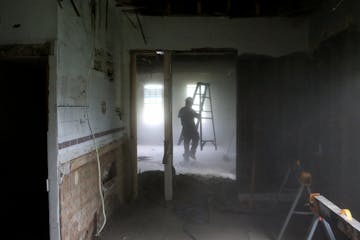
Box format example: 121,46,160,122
99,171,326,240
137,145,236,179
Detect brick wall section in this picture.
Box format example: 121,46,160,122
60,140,129,240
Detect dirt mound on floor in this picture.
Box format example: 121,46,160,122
137,171,239,206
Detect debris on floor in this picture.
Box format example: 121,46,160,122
137,156,153,161
100,171,315,240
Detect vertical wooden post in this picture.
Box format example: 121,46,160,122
166,0,171,15
163,51,173,201
130,52,138,200
255,1,261,16
227,0,232,15
197,0,202,15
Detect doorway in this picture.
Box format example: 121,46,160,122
0,57,49,238
132,50,237,201
136,53,165,174
135,52,237,179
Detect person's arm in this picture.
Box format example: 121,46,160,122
192,109,200,119
178,108,185,126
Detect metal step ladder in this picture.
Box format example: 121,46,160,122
178,82,217,150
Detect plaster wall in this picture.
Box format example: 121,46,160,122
171,56,237,151
122,15,309,57
0,0,57,44
136,56,236,153
237,29,360,218
120,15,309,135
307,0,360,217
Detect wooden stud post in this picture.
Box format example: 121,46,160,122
197,0,202,15
130,52,138,200
163,51,173,201
166,0,171,15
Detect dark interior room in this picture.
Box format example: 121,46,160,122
0,0,359,239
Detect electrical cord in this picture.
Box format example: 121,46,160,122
86,112,107,236
78,2,107,235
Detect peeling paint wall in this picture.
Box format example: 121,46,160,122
57,0,124,163
59,141,125,240
57,1,128,239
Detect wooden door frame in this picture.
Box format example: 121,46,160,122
130,50,174,201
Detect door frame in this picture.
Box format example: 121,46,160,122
0,42,56,239
130,50,174,200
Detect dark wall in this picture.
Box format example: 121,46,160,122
237,29,360,217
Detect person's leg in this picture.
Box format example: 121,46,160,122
183,134,190,161
190,131,199,159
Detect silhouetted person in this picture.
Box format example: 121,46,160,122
178,97,200,160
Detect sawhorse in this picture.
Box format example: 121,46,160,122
277,171,313,240
277,159,303,201
306,216,336,240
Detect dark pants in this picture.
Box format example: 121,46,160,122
183,129,199,158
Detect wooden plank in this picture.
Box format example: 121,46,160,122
197,0,202,15
314,195,360,240
130,52,138,200
166,0,171,15
70,140,124,171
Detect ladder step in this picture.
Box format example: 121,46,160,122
179,82,216,151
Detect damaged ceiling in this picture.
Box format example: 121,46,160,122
115,0,324,18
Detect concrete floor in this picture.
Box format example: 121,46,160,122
99,172,315,240
100,203,275,240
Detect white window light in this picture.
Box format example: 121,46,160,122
143,84,163,125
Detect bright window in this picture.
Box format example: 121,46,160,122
186,84,196,98
143,84,163,125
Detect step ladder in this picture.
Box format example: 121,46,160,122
178,82,217,150
277,171,314,240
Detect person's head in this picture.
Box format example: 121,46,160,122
185,97,193,107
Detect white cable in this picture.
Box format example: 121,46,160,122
78,1,107,236
86,112,107,236
331,0,345,12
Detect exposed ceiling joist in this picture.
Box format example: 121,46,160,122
115,0,323,18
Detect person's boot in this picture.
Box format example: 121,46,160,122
183,153,190,161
